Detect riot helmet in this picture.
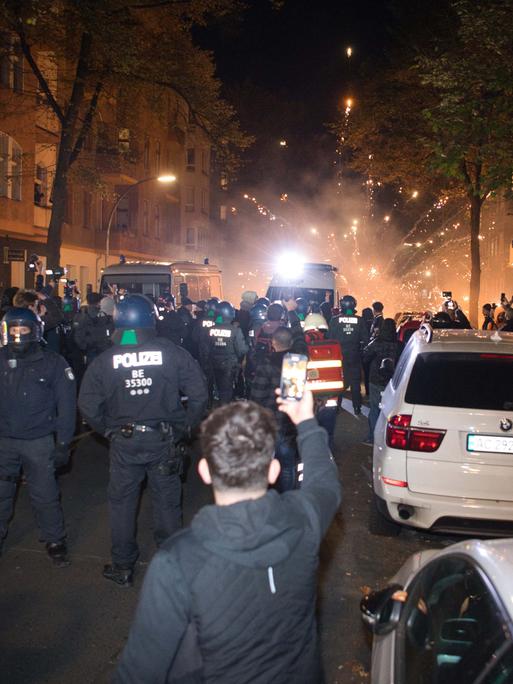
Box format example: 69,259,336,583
250,303,268,322
255,297,270,308
206,297,219,318
113,294,157,345
340,295,357,315
216,300,236,323
295,297,309,319
267,302,286,322
1,307,43,355
303,313,328,332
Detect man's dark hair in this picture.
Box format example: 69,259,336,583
200,401,277,491
87,292,102,306
372,301,384,313
272,326,292,351
13,289,38,308
483,303,492,312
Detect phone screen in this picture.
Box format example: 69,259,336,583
280,353,308,401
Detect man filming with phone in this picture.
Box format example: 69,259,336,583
115,389,341,684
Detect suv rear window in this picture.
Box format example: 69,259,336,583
405,352,513,411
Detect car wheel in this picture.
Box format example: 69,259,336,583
369,493,401,537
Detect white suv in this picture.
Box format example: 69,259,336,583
371,327,513,535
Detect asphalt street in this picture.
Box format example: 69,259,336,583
0,402,457,684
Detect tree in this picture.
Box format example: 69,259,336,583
340,0,513,324
1,0,251,268
418,0,513,324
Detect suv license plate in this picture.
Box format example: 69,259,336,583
467,435,513,454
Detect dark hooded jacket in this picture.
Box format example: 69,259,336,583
115,419,341,684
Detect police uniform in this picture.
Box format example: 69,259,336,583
78,297,207,583
200,321,248,404
0,313,76,561
328,310,369,413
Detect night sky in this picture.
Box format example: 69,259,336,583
200,1,394,133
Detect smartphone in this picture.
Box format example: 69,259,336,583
442,291,452,299
280,352,308,401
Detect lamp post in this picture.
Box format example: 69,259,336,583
104,174,177,267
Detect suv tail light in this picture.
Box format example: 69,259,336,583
386,414,445,452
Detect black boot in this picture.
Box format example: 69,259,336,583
103,563,133,587
46,541,71,567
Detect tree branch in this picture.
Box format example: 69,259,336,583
15,20,65,124
69,81,103,165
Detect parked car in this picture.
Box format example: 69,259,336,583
371,326,513,536
361,538,513,684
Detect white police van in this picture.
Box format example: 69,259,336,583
100,261,223,302
265,261,345,307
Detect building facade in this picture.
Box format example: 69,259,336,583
0,38,213,295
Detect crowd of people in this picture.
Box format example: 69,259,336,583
1,279,512,682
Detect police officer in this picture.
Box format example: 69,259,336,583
73,292,113,366
200,300,248,404
328,295,369,415
0,307,76,564
78,294,207,586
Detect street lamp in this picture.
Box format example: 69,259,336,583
104,174,177,267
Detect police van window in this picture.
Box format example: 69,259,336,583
266,287,334,306
395,555,513,684
198,276,211,301
185,275,199,302
101,274,170,299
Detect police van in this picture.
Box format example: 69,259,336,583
266,261,345,307
100,261,223,302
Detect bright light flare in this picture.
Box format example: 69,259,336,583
279,140,287,147
276,252,305,279
157,174,177,183
346,46,353,58
412,190,419,199
310,227,318,235
425,270,432,277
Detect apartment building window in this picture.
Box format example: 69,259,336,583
154,204,161,239
0,131,22,200
186,148,195,171
185,186,195,212
186,227,196,246
220,205,227,221
0,35,23,93
155,140,161,175
34,164,48,206
201,149,209,175
144,139,150,170
118,128,130,154
220,172,228,190
143,199,149,235
83,191,92,228
201,188,208,214
116,195,130,232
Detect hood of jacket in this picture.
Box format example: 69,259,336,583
190,490,304,568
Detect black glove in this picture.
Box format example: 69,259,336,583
54,442,70,468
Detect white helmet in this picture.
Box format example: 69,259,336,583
303,313,328,331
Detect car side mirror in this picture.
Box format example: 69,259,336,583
360,584,404,636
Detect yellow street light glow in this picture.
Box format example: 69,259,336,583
310,227,318,235
415,242,422,247
412,190,419,199
425,270,432,277
346,46,353,58
279,140,287,147
346,98,353,109
352,218,358,225
384,215,390,222
157,174,177,183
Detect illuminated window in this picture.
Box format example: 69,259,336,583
0,131,22,200
118,128,130,154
